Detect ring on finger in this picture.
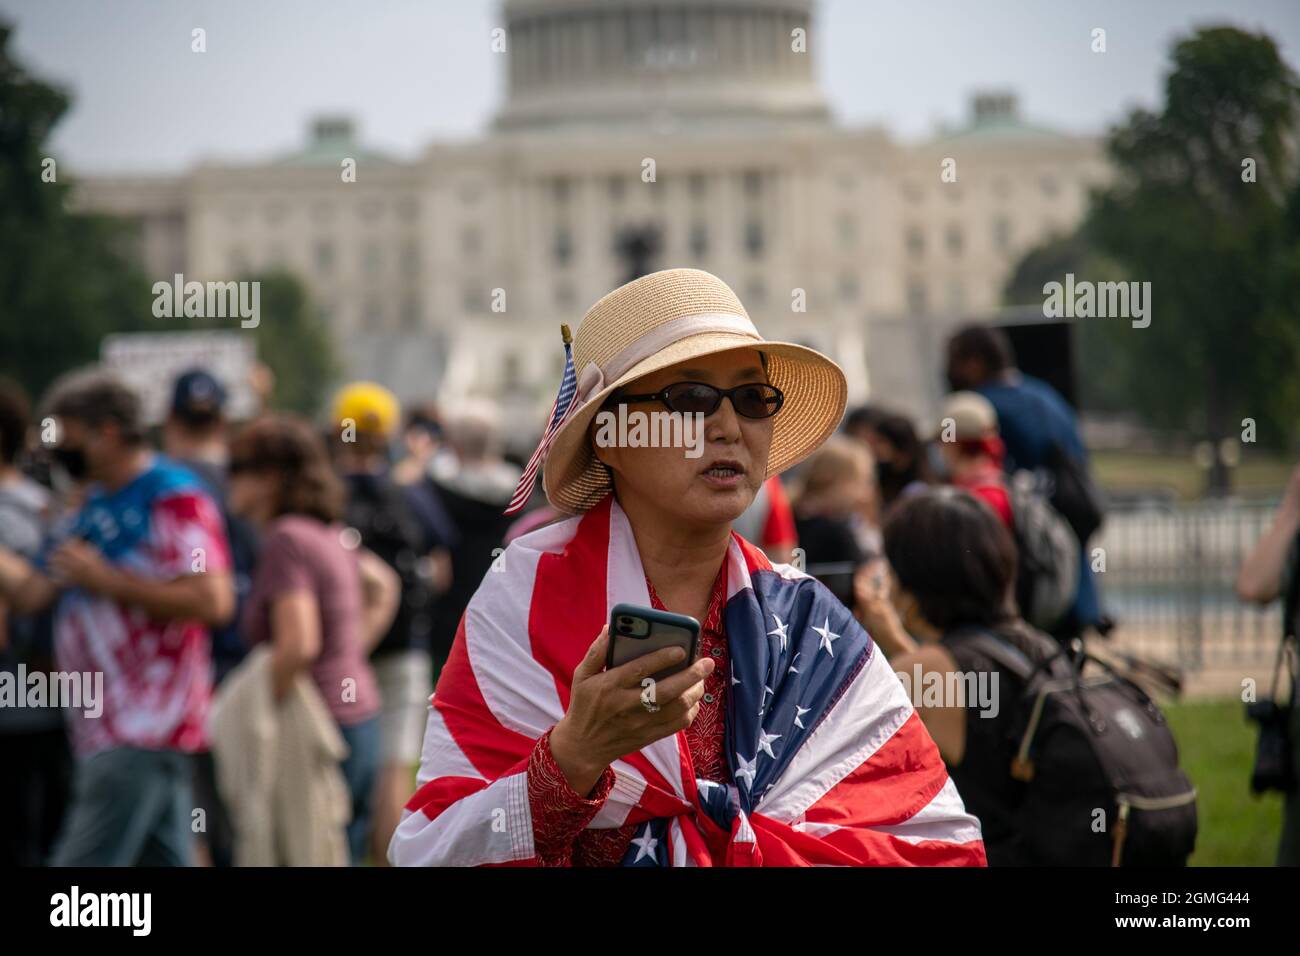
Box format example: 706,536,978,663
640,683,660,714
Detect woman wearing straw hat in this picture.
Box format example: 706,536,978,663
390,269,985,867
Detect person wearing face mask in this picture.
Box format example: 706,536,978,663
0,371,235,866
389,269,985,867
843,405,930,512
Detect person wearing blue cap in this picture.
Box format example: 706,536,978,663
163,368,260,868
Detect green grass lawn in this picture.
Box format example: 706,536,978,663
1163,698,1285,865
1092,450,1293,501
403,696,1283,865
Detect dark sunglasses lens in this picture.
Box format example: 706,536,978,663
664,383,721,415
733,384,782,418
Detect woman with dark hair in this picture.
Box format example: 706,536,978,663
843,405,929,510
227,415,400,863
857,486,1059,865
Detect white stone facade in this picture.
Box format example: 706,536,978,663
70,1,1107,440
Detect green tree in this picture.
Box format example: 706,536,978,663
1085,26,1300,491
0,21,158,398
1002,235,1135,416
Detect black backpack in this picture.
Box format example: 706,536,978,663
1007,471,1078,632
1043,441,1105,544
343,472,433,656
949,628,1198,866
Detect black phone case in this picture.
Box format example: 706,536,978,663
606,602,701,682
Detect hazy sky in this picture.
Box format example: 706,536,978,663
2,0,1298,174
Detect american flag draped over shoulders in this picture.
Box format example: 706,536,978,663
390,495,986,866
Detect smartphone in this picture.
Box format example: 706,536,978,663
605,603,701,682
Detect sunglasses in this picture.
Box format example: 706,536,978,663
611,381,785,420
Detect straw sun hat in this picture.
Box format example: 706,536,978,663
541,268,848,515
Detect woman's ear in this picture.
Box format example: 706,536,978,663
589,420,614,470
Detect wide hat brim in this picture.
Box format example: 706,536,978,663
542,330,848,515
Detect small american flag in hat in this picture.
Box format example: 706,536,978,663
504,324,579,515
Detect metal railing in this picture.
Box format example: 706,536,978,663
1095,499,1283,673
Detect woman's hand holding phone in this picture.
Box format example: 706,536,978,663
549,625,714,798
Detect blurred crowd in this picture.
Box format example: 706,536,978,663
0,321,1294,866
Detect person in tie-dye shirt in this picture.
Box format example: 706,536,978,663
0,372,233,866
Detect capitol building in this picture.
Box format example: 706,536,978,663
72,0,1107,437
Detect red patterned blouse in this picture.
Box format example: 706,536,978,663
527,561,731,866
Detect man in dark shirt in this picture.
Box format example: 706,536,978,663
946,325,1102,637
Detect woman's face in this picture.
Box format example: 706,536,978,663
594,348,774,529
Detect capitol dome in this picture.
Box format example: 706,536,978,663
494,0,830,131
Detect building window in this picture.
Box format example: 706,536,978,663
314,241,334,274
945,225,963,257
362,241,382,275
906,278,928,315
906,227,925,257
993,218,1011,251
551,177,572,204
947,280,965,314
459,180,482,204
688,222,708,259
837,215,856,246
503,352,521,391
838,274,859,303
402,241,420,276
463,286,485,314
461,226,481,257
555,281,575,309
553,227,574,265
608,175,626,202
401,296,421,330
742,169,763,199
688,173,707,199
744,220,764,258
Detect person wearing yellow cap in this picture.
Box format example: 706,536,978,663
333,382,401,439
329,381,451,864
